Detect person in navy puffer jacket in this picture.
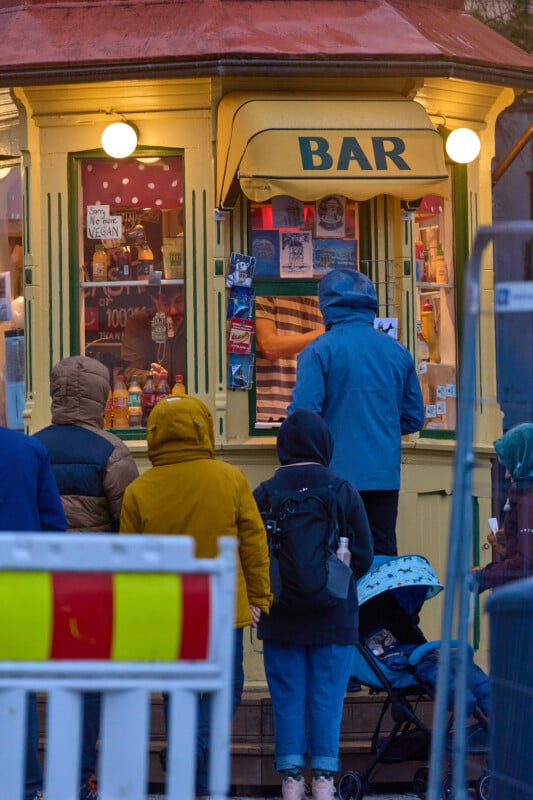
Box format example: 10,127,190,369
34,355,139,800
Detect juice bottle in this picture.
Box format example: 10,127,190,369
435,243,449,284
112,374,129,428
141,372,156,426
92,244,108,282
421,299,441,363
103,388,113,429
137,243,154,281
171,374,186,396
127,375,143,427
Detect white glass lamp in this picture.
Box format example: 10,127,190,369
445,128,481,164
101,122,138,159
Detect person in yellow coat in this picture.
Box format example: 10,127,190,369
120,394,272,800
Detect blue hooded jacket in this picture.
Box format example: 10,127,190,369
288,269,424,491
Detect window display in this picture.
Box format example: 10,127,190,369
250,196,358,428
79,155,185,431
0,163,24,430
413,192,457,432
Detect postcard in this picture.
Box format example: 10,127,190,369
315,195,346,238
226,286,255,320
228,353,255,390
227,317,255,354
226,252,256,288
279,231,313,278
374,317,398,339
313,239,358,276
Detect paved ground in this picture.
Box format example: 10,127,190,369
148,791,417,799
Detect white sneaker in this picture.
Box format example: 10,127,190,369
282,774,306,800
311,774,335,799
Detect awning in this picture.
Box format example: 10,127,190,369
216,93,448,208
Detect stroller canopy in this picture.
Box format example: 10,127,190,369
358,554,444,615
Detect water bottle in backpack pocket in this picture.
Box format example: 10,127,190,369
261,480,353,613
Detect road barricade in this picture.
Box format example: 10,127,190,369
0,533,236,800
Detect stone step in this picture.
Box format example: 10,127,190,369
37,688,486,793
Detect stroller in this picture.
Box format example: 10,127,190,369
337,554,489,800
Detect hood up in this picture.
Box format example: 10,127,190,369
147,395,215,466
50,355,109,428
494,423,533,484
318,268,378,330
276,409,333,467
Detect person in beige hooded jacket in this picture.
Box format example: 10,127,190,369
120,394,272,800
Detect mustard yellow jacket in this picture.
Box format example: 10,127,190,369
120,395,272,627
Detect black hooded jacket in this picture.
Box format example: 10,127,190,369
253,409,373,645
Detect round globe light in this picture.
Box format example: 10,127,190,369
101,122,138,159
445,128,481,164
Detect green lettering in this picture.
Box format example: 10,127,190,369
337,137,373,171
372,137,409,170
298,137,333,170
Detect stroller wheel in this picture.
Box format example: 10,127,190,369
476,772,490,800
337,770,365,800
413,765,429,799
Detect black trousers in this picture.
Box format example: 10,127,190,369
358,489,399,556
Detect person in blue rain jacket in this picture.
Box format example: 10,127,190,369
288,268,424,557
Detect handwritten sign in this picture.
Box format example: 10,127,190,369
87,205,123,240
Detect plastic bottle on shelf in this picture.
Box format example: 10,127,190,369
421,298,441,363
415,239,425,283
112,374,129,428
103,388,113,429
336,537,351,567
171,374,186,396
435,243,449,284
137,243,154,281
155,372,169,405
141,372,156,426
127,375,143,427
416,320,430,363
92,244,108,282
116,246,132,280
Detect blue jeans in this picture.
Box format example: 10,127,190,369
263,642,353,774
24,692,100,799
163,627,244,796
81,692,101,781
25,693,42,800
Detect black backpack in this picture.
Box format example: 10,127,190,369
260,479,353,613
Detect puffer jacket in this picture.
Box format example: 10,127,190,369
120,395,273,628
288,268,424,490
33,356,139,532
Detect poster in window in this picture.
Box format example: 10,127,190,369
251,230,280,277
315,195,346,238
271,196,305,228
313,239,358,277
279,231,313,278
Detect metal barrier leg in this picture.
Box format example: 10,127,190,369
99,688,150,800
0,688,26,800
167,687,197,800
45,687,83,800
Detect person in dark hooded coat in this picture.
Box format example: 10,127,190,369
288,268,424,557
472,422,533,591
253,409,373,800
